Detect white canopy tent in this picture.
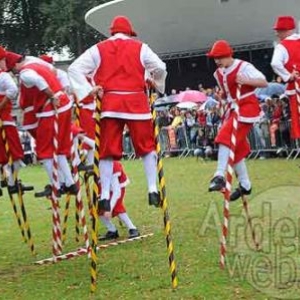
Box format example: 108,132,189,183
85,0,300,58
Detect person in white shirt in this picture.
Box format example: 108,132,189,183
68,15,167,210
271,15,300,140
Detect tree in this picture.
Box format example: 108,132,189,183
0,0,54,55
41,0,109,58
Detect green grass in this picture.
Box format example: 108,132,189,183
0,157,299,299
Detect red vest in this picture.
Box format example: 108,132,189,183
94,39,145,92
20,63,70,116
0,71,13,123
215,60,261,123
93,38,150,118
281,38,300,93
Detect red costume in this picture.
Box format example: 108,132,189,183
18,63,72,159
271,16,300,139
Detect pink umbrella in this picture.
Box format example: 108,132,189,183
176,90,207,103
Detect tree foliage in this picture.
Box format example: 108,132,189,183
0,0,111,57
0,0,53,55
40,0,109,57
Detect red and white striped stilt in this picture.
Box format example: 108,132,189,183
50,109,62,257
220,86,240,269
34,233,154,265
70,132,90,253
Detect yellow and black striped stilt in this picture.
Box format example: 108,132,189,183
149,91,178,289
62,193,71,244
0,119,35,255
90,96,101,292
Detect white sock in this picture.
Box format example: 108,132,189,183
57,155,74,187
118,212,136,230
6,160,23,186
99,216,117,232
234,159,251,190
142,151,158,193
86,149,94,166
41,158,53,184
214,144,230,178
99,159,113,199
73,136,81,167
58,168,65,187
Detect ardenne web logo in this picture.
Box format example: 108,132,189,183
199,185,300,299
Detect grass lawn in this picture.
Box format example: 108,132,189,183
0,157,299,300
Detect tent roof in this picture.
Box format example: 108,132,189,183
86,0,300,58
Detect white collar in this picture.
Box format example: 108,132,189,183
285,33,300,41
109,33,132,40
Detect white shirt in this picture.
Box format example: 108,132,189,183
0,71,18,99
57,68,70,92
19,56,55,91
271,33,300,82
68,33,167,101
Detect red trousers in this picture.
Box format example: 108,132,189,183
99,118,155,159
215,113,253,164
0,126,24,164
36,109,72,160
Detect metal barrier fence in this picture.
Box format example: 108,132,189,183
122,120,300,160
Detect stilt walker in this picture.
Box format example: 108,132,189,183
271,16,300,147
206,40,267,266
0,49,35,254
68,15,168,291
149,90,178,288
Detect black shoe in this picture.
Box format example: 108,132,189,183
230,184,252,201
59,183,66,195
208,176,226,192
78,163,93,172
98,230,119,241
148,192,161,207
98,199,111,212
7,184,21,195
1,179,7,188
65,183,79,195
128,228,140,239
0,187,3,196
34,184,52,198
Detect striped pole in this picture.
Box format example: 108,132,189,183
0,119,35,254
84,172,93,218
73,99,83,241
62,193,71,244
90,95,101,293
220,86,241,269
69,131,90,251
241,194,259,250
149,90,178,289
34,233,154,265
51,108,62,257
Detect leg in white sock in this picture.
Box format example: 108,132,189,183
99,216,117,232
57,155,74,187
86,149,94,166
58,168,65,187
234,159,251,190
73,136,81,167
41,159,53,184
142,151,158,193
214,144,230,177
99,158,113,199
118,212,136,230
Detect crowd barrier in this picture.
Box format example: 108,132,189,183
122,120,300,161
